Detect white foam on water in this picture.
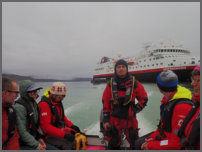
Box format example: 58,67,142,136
137,114,154,136
64,102,85,116
147,91,153,97
85,121,100,135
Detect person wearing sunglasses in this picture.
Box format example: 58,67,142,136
2,77,20,150
38,82,81,150
14,80,58,150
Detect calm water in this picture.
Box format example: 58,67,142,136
35,81,192,136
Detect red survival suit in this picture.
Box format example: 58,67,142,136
147,85,193,150
181,94,200,150
38,96,75,139
2,106,20,150
102,75,148,149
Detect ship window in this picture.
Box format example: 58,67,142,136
170,63,173,66
173,60,176,62
152,64,154,66
184,62,186,64
140,66,142,68
161,50,163,52
160,63,163,65
144,59,146,62
149,59,151,61
156,63,158,66
147,65,149,67
192,61,195,64
144,65,146,67
139,61,141,63
153,58,155,60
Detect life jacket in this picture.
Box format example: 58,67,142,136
157,86,193,138
75,133,87,150
39,96,65,128
2,107,16,148
177,101,200,150
15,98,42,140
108,76,138,119
110,76,136,106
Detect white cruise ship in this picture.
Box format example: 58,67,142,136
92,41,200,83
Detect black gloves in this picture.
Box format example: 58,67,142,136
133,104,143,114
71,125,80,133
64,133,75,142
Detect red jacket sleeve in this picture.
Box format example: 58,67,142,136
102,83,112,122
147,103,192,150
134,81,148,108
64,116,73,128
39,102,67,138
5,126,20,150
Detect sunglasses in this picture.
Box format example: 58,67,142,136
7,90,19,95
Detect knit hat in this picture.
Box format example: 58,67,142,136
157,70,178,92
114,59,128,73
194,65,200,72
50,82,67,95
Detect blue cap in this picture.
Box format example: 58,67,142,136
27,84,42,92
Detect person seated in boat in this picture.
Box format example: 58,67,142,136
38,82,81,150
178,65,200,150
2,77,20,150
14,80,58,150
135,70,194,150
102,59,148,149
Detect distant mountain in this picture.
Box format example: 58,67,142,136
2,73,92,82
72,77,92,81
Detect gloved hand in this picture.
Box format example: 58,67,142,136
133,104,143,114
71,125,80,133
64,133,75,142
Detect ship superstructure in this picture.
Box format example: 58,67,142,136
93,41,200,83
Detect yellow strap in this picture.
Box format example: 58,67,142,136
111,76,135,105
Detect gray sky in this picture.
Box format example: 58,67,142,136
2,2,200,79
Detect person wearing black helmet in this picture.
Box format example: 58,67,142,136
102,59,148,149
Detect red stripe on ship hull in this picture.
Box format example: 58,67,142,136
93,66,196,78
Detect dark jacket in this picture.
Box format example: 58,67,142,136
2,107,20,150
14,80,41,148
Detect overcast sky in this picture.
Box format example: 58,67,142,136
2,2,200,79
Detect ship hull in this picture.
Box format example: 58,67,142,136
92,66,195,83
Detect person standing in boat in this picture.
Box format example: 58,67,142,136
136,70,194,150
14,80,58,150
38,82,81,150
102,59,148,149
2,77,20,150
